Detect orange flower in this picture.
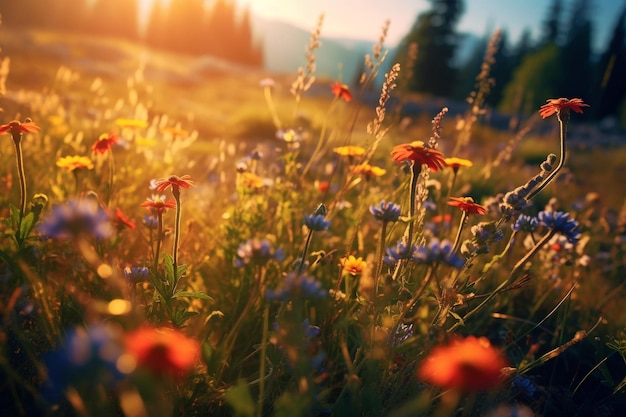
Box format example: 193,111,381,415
333,145,365,157
56,155,94,172
351,163,386,180
140,195,176,213
539,98,589,119
447,197,487,215
113,207,136,230
340,255,367,276
391,141,446,172
331,81,352,102
92,132,118,154
431,213,452,223
125,326,200,380
154,175,195,194
444,157,473,170
239,172,266,189
417,336,508,392
0,119,40,135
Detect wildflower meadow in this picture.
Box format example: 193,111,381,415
1,3,626,417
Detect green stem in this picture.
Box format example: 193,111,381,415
448,229,556,333
302,99,337,177
172,188,182,286
526,113,567,200
406,163,421,247
298,229,314,275
106,149,115,207
451,211,467,252
257,303,270,417
389,265,434,344
12,135,27,218
263,85,282,130
154,212,163,271
374,220,389,297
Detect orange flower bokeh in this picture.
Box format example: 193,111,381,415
92,132,118,154
331,81,352,102
539,98,589,119
417,336,508,392
391,141,446,172
125,326,200,380
154,174,195,194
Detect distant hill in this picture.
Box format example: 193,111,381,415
251,15,482,84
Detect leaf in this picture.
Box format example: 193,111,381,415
449,311,465,327
224,380,255,417
172,310,199,327
163,253,175,288
172,291,214,302
18,212,35,241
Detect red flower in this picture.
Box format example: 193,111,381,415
331,81,352,102
92,132,118,154
417,336,508,392
154,175,195,194
140,195,176,213
125,326,200,380
539,98,589,119
391,141,446,171
431,214,452,224
113,207,136,230
0,119,40,135
447,197,488,215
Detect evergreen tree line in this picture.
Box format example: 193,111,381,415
396,0,626,122
0,0,263,67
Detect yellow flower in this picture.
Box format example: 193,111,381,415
56,155,94,172
239,172,265,189
340,255,367,276
351,163,386,180
444,157,473,169
114,118,148,129
333,145,366,157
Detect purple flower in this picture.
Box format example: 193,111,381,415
414,238,465,268
124,266,149,283
42,324,126,400
266,272,327,301
384,240,417,265
38,200,112,240
538,211,581,243
369,200,401,222
512,214,539,232
235,238,284,267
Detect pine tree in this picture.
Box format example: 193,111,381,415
87,0,139,40
539,0,563,47
395,0,464,97
595,2,626,120
559,0,593,104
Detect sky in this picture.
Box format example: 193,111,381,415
230,0,623,53
135,0,622,53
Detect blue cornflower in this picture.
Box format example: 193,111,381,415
538,211,581,243
234,238,284,267
369,200,401,222
266,272,327,301
304,214,330,231
124,266,149,283
384,240,417,265
512,375,537,397
143,215,159,229
414,238,466,268
42,324,126,400
38,200,112,240
512,214,539,232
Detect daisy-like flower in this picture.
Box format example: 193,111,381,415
351,163,386,180
537,210,581,243
444,157,473,172
333,145,366,157
92,132,118,154
417,335,508,392
259,78,275,88
56,155,94,172
539,98,589,119
447,197,488,215
391,141,446,171
153,175,194,194
125,326,200,380
340,255,367,276
239,172,266,189
331,81,352,102
0,119,41,136
140,195,176,213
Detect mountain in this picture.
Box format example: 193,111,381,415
251,15,483,84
